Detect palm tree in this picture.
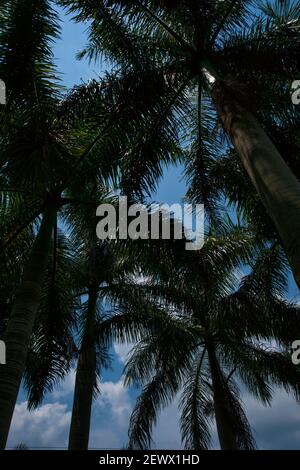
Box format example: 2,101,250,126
65,202,170,449
19,184,115,450
65,200,172,449
65,190,115,451
0,0,64,448
24,218,161,449
117,229,300,450
184,41,300,246
5,65,185,450
0,2,161,446
1,0,299,451
60,0,300,286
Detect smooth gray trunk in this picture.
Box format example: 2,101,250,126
0,203,57,449
207,344,238,450
68,289,97,450
211,80,300,288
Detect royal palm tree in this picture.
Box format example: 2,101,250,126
64,188,116,451
187,75,300,245
60,0,300,286
0,1,174,447
65,204,185,449
117,229,300,450
19,180,118,450
67,242,112,451
23,208,171,449
0,0,65,448
1,0,299,451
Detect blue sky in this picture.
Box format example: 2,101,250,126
6,5,300,450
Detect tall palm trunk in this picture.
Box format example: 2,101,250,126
0,202,57,449
211,79,300,288
207,343,238,450
68,288,97,450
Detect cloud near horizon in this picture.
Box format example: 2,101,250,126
5,343,300,450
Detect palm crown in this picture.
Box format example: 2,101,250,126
60,0,300,285
120,228,300,450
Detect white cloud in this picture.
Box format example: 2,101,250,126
7,402,71,449
94,382,183,450
152,397,218,450
89,428,124,450
97,379,132,426
114,343,134,364
244,389,300,449
52,369,76,399
7,378,300,450
94,379,183,450
152,398,181,449
88,378,133,449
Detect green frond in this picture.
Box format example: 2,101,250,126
179,349,212,450
0,0,61,107
128,370,178,450
24,230,78,409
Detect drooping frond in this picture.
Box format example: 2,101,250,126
179,349,212,450
0,0,61,107
24,230,78,409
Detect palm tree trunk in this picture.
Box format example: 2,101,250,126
0,202,57,449
68,288,97,450
207,343,238,450
211,79,300,288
